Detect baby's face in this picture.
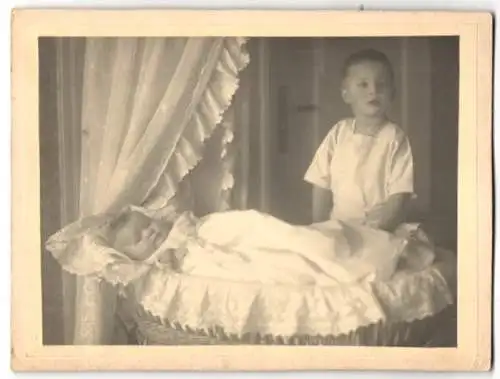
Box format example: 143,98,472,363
342,61,393,119
112,211,170,261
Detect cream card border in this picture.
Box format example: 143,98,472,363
11,10,493,372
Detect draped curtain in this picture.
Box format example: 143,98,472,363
52,37,85,343
53,37,249,344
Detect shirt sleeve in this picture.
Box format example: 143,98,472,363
304,127,336,190
387,133,415,197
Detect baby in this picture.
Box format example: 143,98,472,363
104,208,348,265
104,208,434,284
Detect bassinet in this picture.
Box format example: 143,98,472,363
46,203,457,347
114,245,456,347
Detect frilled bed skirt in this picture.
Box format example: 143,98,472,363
115,248,456,346
127,302,456,346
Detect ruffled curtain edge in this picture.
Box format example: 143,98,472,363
143,37,250,211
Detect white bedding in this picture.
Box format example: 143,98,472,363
46,207,455,338
161,210,406,286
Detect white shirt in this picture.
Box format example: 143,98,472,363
304,118,415,222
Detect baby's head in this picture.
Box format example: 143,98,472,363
106,209,172,261
341,49,395,120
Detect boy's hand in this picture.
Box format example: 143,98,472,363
365,193,410,231
365,202,392,229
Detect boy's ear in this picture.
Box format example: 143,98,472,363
340,77,349,103
341,87,350,103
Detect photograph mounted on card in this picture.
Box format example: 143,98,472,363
11,9,492,372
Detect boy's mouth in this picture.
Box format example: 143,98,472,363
368,99,381,107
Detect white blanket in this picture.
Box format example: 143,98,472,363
162,210,407,286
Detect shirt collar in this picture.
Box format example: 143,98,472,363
351,118,385,138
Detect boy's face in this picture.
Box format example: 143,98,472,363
112,211,170,261
342,60,394,118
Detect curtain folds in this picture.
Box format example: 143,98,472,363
54,37,249,344
53,38,86,343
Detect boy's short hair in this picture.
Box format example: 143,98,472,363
342,48,395,83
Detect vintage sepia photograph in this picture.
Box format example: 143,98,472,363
39,35,459,347
11,10,492,372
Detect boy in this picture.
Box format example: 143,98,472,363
304,49,414,231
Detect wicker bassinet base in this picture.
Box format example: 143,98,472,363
127,303,456,347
